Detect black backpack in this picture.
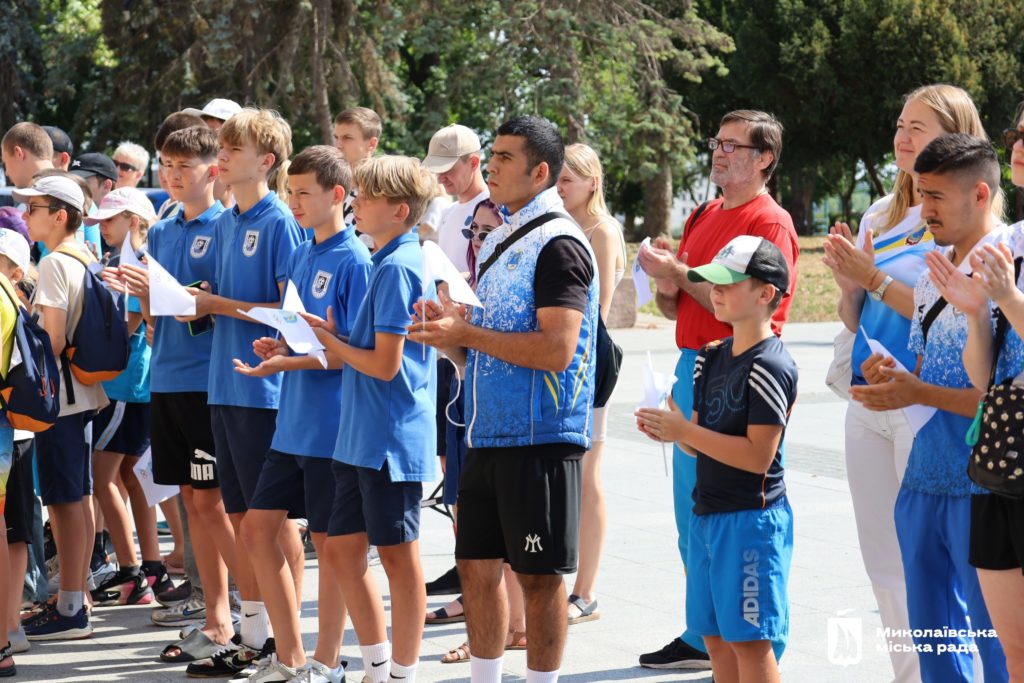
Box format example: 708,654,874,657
0,275,60,431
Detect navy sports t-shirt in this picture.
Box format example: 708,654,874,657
692,335,797,515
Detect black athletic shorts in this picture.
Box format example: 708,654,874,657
970,493,1024,574
6,439,35,544
150,392,218,489
455,444,582,575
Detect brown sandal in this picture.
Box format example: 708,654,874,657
506,630,527,651
441,641,471,664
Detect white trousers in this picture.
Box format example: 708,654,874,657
844,399,921,683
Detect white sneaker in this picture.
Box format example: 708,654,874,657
245,654,298,682
90,560,118,589
152,595,207,627
287,658,345,683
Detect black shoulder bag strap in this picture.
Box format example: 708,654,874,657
920,297,949,347
986,256,1024,388
475,211,567,283
682,201,711,244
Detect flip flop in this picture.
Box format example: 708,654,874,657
506,629,527,651
441,641,471,664
159,629,223,663
567,594,600,624
425,595,465,624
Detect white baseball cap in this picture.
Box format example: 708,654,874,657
0,229,31,271
182,98,242,122
83,187,158,225
13,175,86,213
422,124,482,173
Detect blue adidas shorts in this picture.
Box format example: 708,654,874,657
686,497,793,660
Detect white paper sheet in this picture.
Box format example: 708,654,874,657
421,240,483,308
238,306,328,368
639,351,678,475
147,253,197,316
282,279,306,314
132,447,179,507
633,237,654,307
119,233,145,270
858,327,936,434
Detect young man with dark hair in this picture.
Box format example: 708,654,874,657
42,126,73,172
16,176,106,640
636,108,798,670
234,145,372,682
332,107,382,248
852,134,1010,682
411,115,597,683
1,123,54,189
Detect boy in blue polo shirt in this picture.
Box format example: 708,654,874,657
178,108,305,676
233,145,372,682
636,236,797,683
119,125,239,657
307,156,436,683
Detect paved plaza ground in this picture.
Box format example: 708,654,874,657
15,320,899,681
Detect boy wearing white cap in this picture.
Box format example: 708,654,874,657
15,176,106,641
182,98,243,131
84,187,173,606
636,235,797,683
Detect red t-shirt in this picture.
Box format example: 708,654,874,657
675,193,799,350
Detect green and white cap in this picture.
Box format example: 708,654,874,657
687,235,790,294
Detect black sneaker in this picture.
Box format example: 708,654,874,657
228,638,276,680
143,562,175,597
302,528,316,560
156,578,192,608
425,566,461,596
638,638,712,669
186,635,257,678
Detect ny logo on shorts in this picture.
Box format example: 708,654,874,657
524,534,543,553
243,230,260,257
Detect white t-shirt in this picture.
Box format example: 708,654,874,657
420,195,452,239
437,189,489,273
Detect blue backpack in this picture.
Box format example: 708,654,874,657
54,246,130,401
0,275,60,432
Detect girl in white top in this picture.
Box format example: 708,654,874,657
823,84,1000,683
556,143,626,624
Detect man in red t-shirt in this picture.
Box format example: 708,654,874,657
637,109,799,670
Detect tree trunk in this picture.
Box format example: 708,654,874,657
312,0,333,144
642,166,673,238
862,158,885,197
783,169,816,236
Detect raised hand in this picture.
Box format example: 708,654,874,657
823,224,877,292
970,242,1021,306
927,250,987,317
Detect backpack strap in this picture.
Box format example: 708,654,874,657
54,244,95,267
476,211,568,283
52,246,88,406
681,200,712,245
919,297,948,347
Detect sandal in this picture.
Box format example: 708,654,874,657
159,628,223,663
506,629,527,651
0,642,15,678
425,595,465,624
441,641,471,664
567,594,600,624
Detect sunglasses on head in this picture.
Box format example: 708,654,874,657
1003,129,1024,151
113,160,138,173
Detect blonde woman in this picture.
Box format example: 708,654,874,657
823,84,999,683
556,143,626,623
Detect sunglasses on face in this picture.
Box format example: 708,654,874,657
707,138,761,154
1002,129,1024,151
113,160,138,173
461,223,496,241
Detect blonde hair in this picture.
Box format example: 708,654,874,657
268,159,290,202
563,143,612,219
354,156,434,228
218,108,293,174
883,84,1003,230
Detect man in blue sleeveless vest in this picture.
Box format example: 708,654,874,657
411,116,598,683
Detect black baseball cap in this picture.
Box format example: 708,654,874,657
42,126,74,156
69,152,117,182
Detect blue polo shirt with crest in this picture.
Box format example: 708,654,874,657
148,201,224,393
272,228,372,457
208,191,306,409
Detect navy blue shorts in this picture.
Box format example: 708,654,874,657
327,460,422,546
250,450,335,534
442,377,466,507
92,401,151,456
35,411,92,505
210,405,277,515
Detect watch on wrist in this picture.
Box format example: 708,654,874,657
869,274,894,302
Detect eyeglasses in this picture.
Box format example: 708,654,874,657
461,223,496,241
707,138,761,154
1002,129,1024,150
25,203,60,215
113,160,138,173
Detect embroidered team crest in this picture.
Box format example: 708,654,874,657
242,230,260,257
905,227,925,246
190,236,211,258
506,250,522,271
312,270,332,299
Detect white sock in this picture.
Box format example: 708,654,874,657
389,660,417,682
57,590,84,617
526,667,559,683
360,642,391,683
469,655,503,683
240,600,272,648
